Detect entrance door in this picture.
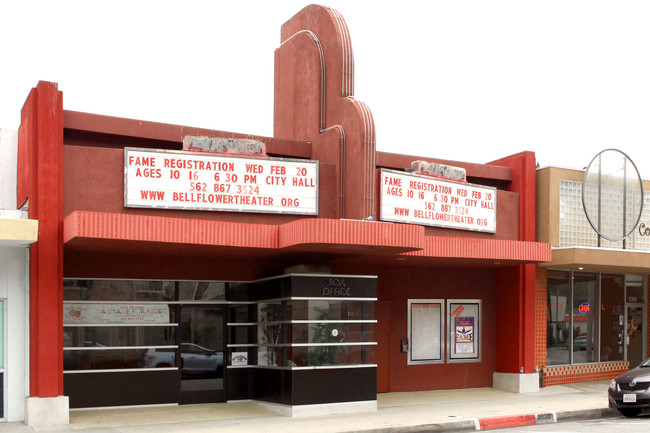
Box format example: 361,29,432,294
179,305,226,404
626,304,644,368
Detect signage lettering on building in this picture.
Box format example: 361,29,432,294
124,148,318,215
64,303,170,324
411,160,467,182
639,223,650,236
321,278,352,296
379,168,496,233
183,136,267,156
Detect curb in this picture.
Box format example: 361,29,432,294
343,407,619,433
477,414,536,430
475,407,618,431
555,407,618,422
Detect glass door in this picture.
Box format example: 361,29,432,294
626,304,644,368
625,275,645,368
178,305,226,404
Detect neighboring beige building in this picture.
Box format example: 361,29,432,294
536,165,650,386
0,129,38,422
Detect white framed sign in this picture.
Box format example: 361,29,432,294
64,303,170,325
408,299,444,365
125,148,318,215
380,169,496,233
231,351,248,366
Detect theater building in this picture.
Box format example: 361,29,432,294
537,162,650,386
13,5,550,426
0,129,38,422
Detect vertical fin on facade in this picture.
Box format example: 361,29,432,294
274,5,375,220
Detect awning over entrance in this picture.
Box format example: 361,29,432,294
0,217,38,247
539,247,650,275
63,210,551,266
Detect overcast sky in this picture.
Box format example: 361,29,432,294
2,1,650,177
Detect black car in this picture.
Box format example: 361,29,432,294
608,358,650,417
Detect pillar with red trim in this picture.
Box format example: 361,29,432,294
17,81,68,425
491,151,539,391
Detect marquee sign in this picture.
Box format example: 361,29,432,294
380,168,496,233
124,148,318,215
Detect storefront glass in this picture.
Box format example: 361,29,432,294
626,275,645,367
572,272,598,363
64,280,175,301
546,270,571,366
63,279,223,373
546,271,646,366
600,274,624,362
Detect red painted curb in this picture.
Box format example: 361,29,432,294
479,414,537,430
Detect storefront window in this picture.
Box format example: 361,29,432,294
547,271,646,366
547,270,570,365
627,275,644,303
178,281,226,301
572,272,598,363
63,325,176,348
63,279,226,373
64,279,175,301
600,274,624,362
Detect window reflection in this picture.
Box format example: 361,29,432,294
64,349,151,370
289,300,373,321
600,274,624,362
546,270,570,366
546,271,646,366
572,272,598,363
178,281,226,301
64,280,175,301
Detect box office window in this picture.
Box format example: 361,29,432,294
255,300,375,367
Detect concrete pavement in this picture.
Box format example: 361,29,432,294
2,381,619,432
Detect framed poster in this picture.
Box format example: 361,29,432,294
407,299,444,364
447,299,481,362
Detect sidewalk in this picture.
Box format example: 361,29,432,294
3,381,618,433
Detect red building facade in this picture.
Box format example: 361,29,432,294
15,5,550,425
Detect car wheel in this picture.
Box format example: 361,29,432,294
619,408,641,418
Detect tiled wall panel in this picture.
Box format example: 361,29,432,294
542,362,628,387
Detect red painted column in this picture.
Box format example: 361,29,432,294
17,81,64,397
491,152,537,374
